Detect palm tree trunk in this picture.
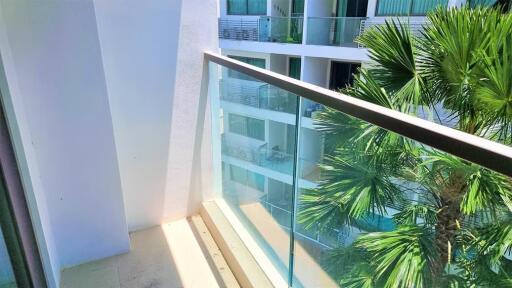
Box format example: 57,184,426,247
433,171,467,278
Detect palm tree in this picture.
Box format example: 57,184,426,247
298,6,512,288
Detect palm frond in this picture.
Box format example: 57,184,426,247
354,226,436,288
298,149,404,229
393,203,438,226
358,20,429,112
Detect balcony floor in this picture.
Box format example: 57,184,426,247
60,216,239,288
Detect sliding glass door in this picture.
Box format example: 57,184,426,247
0,95,46,287
0,177,28,288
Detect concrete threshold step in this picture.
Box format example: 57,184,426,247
200,201,275,288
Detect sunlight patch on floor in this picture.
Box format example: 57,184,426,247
162,219,220,288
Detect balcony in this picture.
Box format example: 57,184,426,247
3,4,512,287
206,52,512,287
306,17,366,47
219,16,304,44
220,78,298,114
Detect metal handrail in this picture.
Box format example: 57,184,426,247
205,52,512,177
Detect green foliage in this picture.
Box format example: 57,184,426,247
354,226,436,288
393,203,438,226
298,149,404,230
298,6,512,288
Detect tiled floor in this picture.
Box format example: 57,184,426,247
60,216,239,288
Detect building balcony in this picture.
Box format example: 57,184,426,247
306,17,366,47
205,52,512,287
219,17,304,44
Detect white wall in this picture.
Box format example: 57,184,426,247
93,0,182,231
163,0,219,221
270,54,288,74
302,57,329,87
268,121,287,150
300,128,321,160
307,0,335,17
0,0,130,283
367,0,378,17
0,25,60,287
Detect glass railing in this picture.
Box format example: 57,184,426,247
306,17,366,47
206,53,512,287
218,18,260,41
218,17,304,44
259,16,304,44
219,78,298,114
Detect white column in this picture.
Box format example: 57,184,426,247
163,0,220,221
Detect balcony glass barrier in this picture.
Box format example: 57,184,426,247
259,16,304,44
207,53,512,287
218,17,304,44
212,63,299,281
220,78,298,114
306,17,366,47
376,0,448,16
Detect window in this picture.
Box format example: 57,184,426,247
468,0,498,8
230,164,265,191
291,0,305,15
329,61,360,91
228,56,265,69
228,114,265,140
288,57,301,80
227,0,267,15
227,56,266,81
375,0,447,16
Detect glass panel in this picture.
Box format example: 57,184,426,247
227,0,247,15
376,0,412,16
292,0,305,16
211,61,299,282
376,0,447,16
293,103,512,287
227,0,267,15
228,113,265,141
306,17,364,47
469,0,498,8
0,177,25,288
288,58,301,80
259,17,303,44
248,0,267,15
411,0,448,15
0,230,16,288
329,62,360,91
227,56,266,81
